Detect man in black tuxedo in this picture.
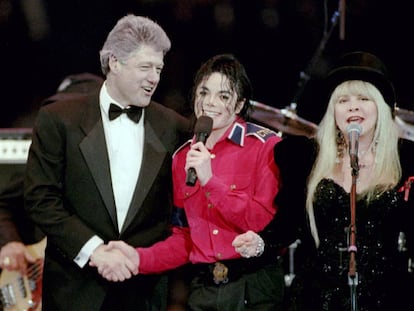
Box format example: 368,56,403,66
24,14,191,311
0,72,103,311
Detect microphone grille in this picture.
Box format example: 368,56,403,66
346,123,362,134
194,116,213,134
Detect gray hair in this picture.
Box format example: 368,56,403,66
99,14,171,75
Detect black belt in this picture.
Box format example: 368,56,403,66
191,255,280,285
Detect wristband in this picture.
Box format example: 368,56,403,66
255,236,265,257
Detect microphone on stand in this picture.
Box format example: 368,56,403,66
346,122,361,311
346,123,362,171
185,116,213,186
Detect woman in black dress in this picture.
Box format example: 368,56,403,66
232,51,414,311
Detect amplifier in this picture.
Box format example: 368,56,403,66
0,128,32,164
0,128,32,190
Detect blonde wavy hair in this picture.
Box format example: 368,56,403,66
306,80,401,246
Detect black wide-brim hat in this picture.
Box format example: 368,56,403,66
325,51,396,108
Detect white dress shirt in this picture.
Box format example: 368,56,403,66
74,82,144,267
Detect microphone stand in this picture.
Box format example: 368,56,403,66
339,0,346,40
348,162,359,311
288,8,340,114
284,239,301,287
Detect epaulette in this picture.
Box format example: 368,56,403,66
173,139,192,158
246,122,278,143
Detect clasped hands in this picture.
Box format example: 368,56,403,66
91,230,263,282
89,241,138,282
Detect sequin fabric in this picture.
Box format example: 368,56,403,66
309,178,412,311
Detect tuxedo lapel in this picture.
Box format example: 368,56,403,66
79,98,118,229
121,118,167,232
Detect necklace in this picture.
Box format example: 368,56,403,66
345,151,374,171
348,157,373,170
351,139,377,169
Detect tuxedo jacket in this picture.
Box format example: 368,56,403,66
24,90,191,311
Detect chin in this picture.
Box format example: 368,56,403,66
138,97,151,107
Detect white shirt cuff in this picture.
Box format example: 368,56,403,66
74,236,104,268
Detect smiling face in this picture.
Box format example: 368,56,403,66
194,72,244,134
107,45,164,108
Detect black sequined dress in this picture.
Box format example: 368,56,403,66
309,178,412,311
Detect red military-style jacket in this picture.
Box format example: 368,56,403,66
138,118,281,273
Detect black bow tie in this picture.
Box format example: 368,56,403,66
108,104,143,123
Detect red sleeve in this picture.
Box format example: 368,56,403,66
137,226,192,274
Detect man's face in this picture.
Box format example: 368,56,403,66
109,45,164,108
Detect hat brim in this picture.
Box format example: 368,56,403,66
325,66,396,107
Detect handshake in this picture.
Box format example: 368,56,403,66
89,241,139,282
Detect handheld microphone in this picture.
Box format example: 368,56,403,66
185,116,213,186
346,123,362,171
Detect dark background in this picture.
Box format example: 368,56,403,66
2,0,413,129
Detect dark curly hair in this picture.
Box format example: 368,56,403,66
190,54,253,119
